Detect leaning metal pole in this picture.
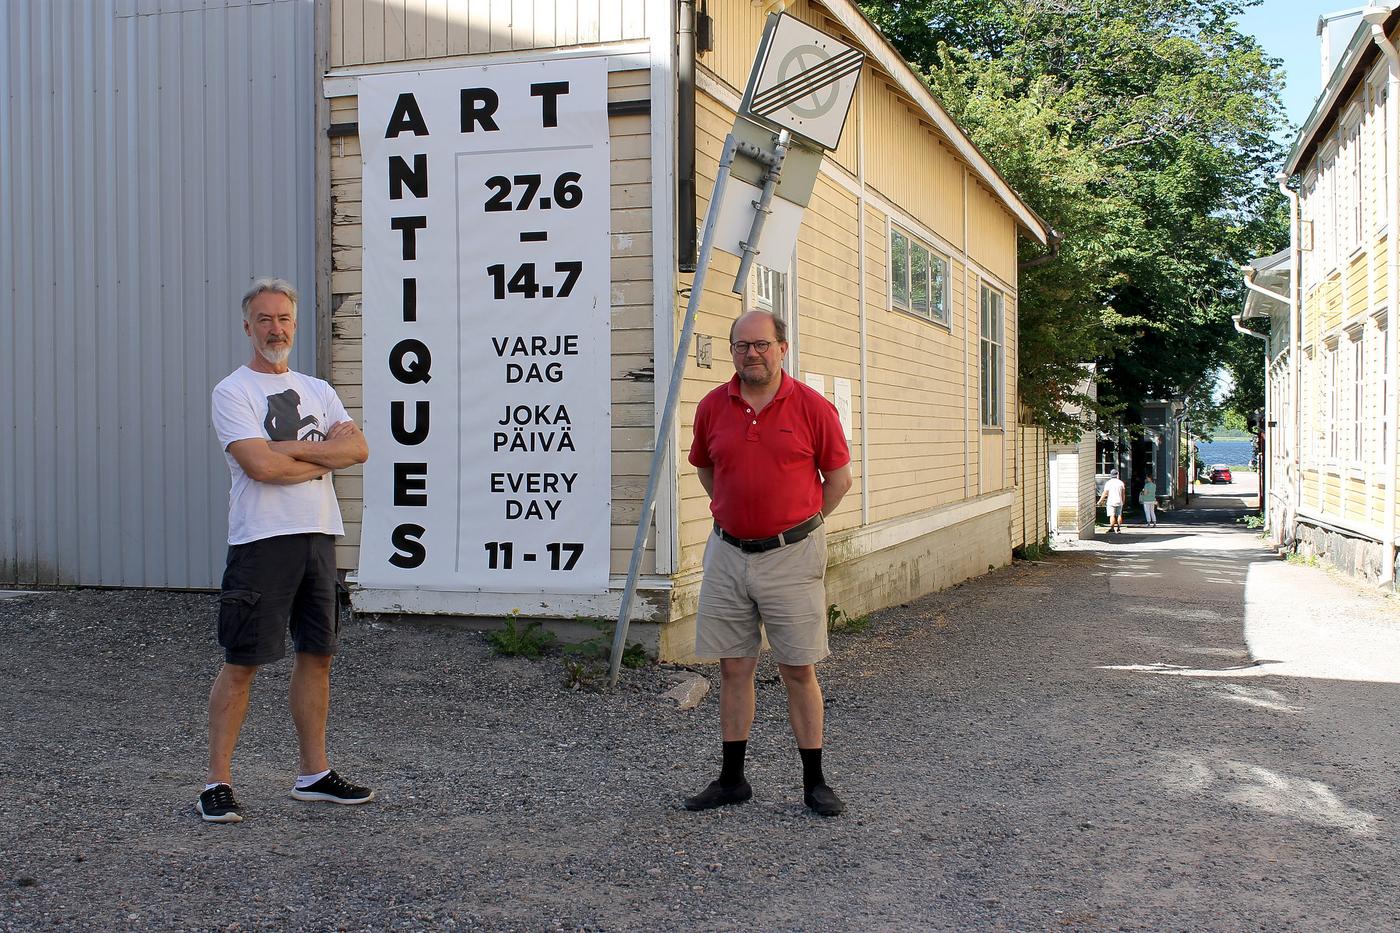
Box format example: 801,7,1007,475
608,134,740,688
732,129,790,293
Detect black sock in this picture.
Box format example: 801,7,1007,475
719,740,747,787
799,747,825,791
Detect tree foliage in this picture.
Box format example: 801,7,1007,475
858,0,1289,438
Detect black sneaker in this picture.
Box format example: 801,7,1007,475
804,783,845,817
197,784,243,823
683,779,752,811
290,770,375,805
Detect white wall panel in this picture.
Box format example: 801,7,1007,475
1,0,316,587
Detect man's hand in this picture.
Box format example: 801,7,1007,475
227,439,333,485
267,420,370,470
820,464,853,517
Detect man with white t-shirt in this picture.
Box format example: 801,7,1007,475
1097,468,1127,534
197,278,372,823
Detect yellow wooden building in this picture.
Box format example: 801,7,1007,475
1267,6,1400,585
321,0,1051,656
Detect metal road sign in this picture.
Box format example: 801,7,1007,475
739,13,864,152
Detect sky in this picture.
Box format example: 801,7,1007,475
1234,0,1371,142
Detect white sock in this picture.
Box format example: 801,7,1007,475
205,782,229,792
296,769,331,788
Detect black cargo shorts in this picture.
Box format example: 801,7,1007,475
217,533,338,666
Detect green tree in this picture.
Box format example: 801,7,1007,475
859,0,1289,438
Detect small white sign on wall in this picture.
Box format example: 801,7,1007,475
833,377,852,442
804,372,826,397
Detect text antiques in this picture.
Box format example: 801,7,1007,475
358,59,612,593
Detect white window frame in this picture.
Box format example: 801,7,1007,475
1344,117,1362,255
1381,314,1391,461
1328,340,1341,464
980,283,1004,429
1380,83,1391,235
889,222,951,327
1302,172,1319,290
1323,146,1338,273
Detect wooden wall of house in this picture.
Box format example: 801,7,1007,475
1012,423,1048,550
679,0,1027,585
330,0,650,67
1295,48,1400,553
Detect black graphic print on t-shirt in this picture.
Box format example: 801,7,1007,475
263,389,326,441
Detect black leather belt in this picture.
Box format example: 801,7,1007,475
715,514,823,553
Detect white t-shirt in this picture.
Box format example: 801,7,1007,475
212,365,351,545
1103,477,1126,507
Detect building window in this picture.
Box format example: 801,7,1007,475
1326,152,1338,271
980,284,1004,428
749,263,791,371
1329,345,1340,461
889,224,950,325
1354,334,1365,463
1380,85,1390,233
1383,319,1390,457
1347,122,1362,252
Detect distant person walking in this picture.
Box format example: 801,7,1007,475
1140,478,1158,527
1098,468,1127,534
198,278,374,823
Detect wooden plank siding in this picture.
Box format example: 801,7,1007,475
326,68,656,573
330,0,648,66
1012,424,1048,550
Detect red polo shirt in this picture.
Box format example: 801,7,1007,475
688,372,850,539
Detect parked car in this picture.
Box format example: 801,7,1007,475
1209,464,1232,484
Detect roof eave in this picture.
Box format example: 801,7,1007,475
1286,6,1400,176
811,0,1051,245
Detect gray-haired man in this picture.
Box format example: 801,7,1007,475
198,278,373,823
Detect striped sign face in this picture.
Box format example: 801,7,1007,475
739,13,864,151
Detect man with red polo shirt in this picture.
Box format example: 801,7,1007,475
684,309,853,817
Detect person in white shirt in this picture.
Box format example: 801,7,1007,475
1098,468,1127,534
197,278,372,823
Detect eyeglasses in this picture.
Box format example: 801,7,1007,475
730,340,775,354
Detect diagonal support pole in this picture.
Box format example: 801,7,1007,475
608,134,739,688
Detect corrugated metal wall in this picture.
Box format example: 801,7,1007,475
0,0,317,588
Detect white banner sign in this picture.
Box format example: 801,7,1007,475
357,59,612,593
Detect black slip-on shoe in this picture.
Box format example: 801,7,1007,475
683,779,752,811
804,783,845,817
197,784,244,823
290,770,376,805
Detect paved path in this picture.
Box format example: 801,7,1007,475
3,484,1400,931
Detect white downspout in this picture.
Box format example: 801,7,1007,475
857,82,870,526
1365,6,1399,585
1278,172,1303,550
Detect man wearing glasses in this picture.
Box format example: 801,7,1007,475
684,310,853,816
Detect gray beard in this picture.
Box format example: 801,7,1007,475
258,344,292,366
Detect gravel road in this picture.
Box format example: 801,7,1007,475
3,506,1399,931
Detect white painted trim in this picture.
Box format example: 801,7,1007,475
323,43,653,97
649,0,679,574
807,0,1049,243
857,84,871,525
347,575,672,619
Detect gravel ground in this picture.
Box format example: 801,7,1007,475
3,504,1400,932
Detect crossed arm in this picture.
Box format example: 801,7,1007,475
228,421,370,485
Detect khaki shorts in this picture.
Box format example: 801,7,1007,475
695,525,829,666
